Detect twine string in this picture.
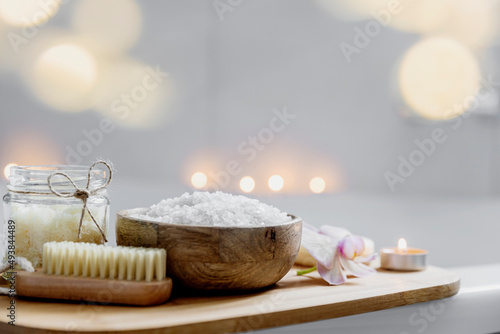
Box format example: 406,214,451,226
47,160,112,242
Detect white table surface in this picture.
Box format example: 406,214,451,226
2,180,499,333
256,263,500,334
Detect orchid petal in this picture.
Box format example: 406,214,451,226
361,237,375,257
340,237,355,260
295,245,317,267
319,225,351,239
301,228,338,269
299,223,378,286
352,236,365,256
340,257,376,278
354,253,377,263
317,255,346,285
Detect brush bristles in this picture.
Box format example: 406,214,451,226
42,242,167,282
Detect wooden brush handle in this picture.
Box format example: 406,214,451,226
16,271,172,306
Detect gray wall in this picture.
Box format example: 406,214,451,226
1,0,499,197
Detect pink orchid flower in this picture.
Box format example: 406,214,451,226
298,222,377,285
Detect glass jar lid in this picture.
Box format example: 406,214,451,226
6,165,109,195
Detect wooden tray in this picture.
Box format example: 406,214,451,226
0,266,459,334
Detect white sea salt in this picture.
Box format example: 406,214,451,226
1,203,107,267
132,191,292,227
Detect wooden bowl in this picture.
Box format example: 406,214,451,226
116,208,302,290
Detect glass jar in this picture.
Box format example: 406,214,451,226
2,165,110,267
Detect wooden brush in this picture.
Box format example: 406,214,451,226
16,242,172,306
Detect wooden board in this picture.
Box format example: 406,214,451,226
16,271,173,306
0,266,459,334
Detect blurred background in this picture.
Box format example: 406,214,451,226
1,0,500,267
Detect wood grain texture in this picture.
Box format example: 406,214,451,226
15,271,173,306
116,209,302,290
0,266,460,334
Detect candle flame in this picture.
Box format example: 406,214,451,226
398,238,408,252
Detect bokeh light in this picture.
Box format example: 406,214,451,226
0,0,60,27
235,139,345,195
91,58,174,129
3,163,17,179
268,175,284,192
432,0,498,51
182,149,228,191
191,172,208,189
388,0,451,34
239,176,255,193
30,43,98,112
315,0,388,21
0,131,63,169
73,0,142,55
399,38,480,120
309,177,326,194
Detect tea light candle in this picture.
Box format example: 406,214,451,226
380,238,428,271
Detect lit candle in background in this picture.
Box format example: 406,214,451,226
191,172,207,189
268,175,284,192
380,238,428,271
309,177,326,194
239,176,255,193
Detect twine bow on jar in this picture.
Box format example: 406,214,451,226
47,161,112,243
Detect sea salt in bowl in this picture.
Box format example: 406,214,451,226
116,192,302,290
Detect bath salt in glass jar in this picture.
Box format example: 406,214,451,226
2,164,111,267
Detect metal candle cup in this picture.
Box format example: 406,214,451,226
380,239,428,271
